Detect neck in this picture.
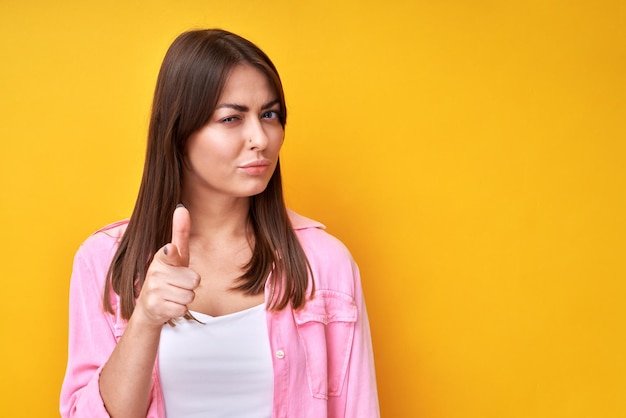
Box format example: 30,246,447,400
181,193,252,243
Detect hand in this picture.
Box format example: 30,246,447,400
134,205,200,327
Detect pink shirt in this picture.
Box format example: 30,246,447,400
60,211,380,417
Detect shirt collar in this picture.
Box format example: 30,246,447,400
287,209,326,230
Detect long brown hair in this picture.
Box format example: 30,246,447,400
104,29,313,320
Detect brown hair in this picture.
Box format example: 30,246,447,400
104,29,313,320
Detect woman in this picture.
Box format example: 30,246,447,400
61,29,379,418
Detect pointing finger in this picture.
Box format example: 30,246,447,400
171,204,191,267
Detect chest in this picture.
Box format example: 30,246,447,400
186,241,265,317
158,304,273,417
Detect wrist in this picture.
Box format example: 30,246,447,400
129,306,167,332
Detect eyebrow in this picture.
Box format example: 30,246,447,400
216,99,280,112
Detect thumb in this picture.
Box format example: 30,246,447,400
168,204,191,267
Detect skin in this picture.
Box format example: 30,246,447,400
99,65,285,417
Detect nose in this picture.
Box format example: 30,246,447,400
246,119,269,150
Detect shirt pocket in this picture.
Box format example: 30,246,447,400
293,289,358,399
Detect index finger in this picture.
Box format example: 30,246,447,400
171,204,191,267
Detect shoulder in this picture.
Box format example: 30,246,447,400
68,220,130,310
94,219,130,239
288,209,358,293
74,219,129,267
288,209,352,260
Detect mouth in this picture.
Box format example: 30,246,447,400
239,159,272,175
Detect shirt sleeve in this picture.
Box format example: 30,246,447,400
60,233,162,418
340,261,381,418
296,225,381,417
60,241,117,417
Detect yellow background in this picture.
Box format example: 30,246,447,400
1,1,624,417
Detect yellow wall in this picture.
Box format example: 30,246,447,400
1,1,624,417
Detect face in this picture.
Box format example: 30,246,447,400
182,65,284,202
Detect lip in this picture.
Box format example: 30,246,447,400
240,159,271,168
239,159,272,175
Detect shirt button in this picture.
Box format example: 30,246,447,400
275,350,285,359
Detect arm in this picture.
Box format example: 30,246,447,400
99,207,198,417
343,265,380,417
98,310,163,418
61,207,199,418
60,239,121,417
297,227,381,417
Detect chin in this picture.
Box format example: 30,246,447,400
240,181,272,198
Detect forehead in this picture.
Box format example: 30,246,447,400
218,65,277,103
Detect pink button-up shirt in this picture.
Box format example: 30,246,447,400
60,211,380,417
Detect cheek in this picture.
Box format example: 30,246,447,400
188,134,239,163
272,130,285,152
275,139,285,153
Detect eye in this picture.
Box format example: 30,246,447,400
261,110,281,120
220,115,241,124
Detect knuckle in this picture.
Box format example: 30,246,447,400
190,272,201,287
172,306,186,318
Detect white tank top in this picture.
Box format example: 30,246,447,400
159,304,273,417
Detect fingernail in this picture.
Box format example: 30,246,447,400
176,203,185,208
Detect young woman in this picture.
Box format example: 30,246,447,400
60,29,379,418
